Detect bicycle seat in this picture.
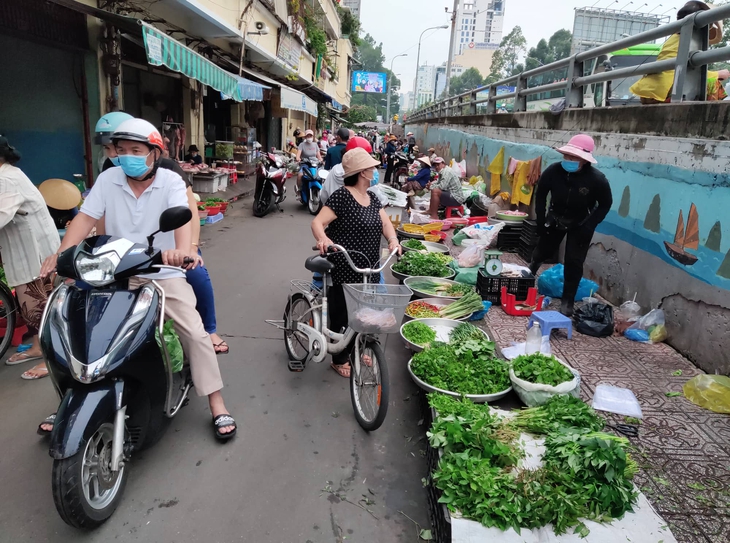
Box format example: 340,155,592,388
305,255,335,274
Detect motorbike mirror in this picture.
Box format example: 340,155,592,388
159,206,192,233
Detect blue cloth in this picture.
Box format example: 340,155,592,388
324,143,346,170
410,167,431,188
186,249,217,334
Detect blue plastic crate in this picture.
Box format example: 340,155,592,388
206,212,224,224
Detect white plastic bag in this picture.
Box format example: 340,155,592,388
626,308,668,343
409,211,433,225
449,159,466,179
509,357,581,407
462,222,504,247
458,245,484,268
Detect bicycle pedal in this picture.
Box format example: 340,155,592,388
288,361,306,372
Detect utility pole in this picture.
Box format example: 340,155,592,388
444,0,460,97
386,54,407,128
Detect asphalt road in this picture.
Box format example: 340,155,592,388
0,189,431,543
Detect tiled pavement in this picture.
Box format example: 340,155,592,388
482,253,730,543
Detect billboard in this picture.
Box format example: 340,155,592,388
352,71,386,94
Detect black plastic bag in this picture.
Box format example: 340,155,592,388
574,303,614,337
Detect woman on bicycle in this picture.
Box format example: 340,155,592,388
0,136,61,379
311,147,401,378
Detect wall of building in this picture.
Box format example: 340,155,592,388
406,103,730,374
451,47,496,78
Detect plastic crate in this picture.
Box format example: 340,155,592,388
343,283,413,334
477,270,535,305
192,177,219,194
206,212,224,224
497,230,522,251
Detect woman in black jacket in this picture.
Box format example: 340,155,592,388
530,134,613,317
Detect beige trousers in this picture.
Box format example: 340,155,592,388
129,277,223,397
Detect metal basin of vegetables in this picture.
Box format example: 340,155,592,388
403,298,474,322
401,241,450,255
407,358,512,403
396,227,425,240
400,318,489,353
390,264,455,285
404,276,472,300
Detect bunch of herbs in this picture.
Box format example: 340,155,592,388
393,252,451,278
512,353,574,386
510,395,605,435
402,321,437,346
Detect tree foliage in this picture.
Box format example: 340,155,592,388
487,26,527,81
449,67,485,96
337,5,361,47
346,104,378,124
525,29,572,71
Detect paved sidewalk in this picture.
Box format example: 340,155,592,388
483,253,730,543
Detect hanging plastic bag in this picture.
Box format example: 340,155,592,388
574,302,614,337
155,319,184,373
458,244,484,268
625,309,668,344
536,264,600,301
449,159,466,179
683,374,730,414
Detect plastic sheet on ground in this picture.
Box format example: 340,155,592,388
449,406,676,542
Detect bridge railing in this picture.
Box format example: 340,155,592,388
407,5,730,123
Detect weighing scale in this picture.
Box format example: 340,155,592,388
484,250,503,276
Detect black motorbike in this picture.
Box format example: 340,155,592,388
392,151,415,188
40,207,194,529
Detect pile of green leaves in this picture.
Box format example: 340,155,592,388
393,252,451,278
402,239,426,250
449,322,485,343
411,341,509,395
402,321,436,346
427,395,639,536
510,395,605,435
512,353,574,386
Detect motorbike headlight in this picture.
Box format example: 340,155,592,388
75,252,120,286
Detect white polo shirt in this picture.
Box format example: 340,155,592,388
81,167,189,280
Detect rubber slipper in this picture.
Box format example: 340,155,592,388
6,352,43,366
331,362,351,378
212,414,237,442
213,341,229,355
21,367,49,380
37,413,56,436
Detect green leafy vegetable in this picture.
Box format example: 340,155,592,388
411,342,508,395
393,252,452,278
444,283,474,296
449,322,485,344
402,239,426,250
512,353,574,386
665,391,682,397
402,321,437,346
510,395,605,435
438,291,483,320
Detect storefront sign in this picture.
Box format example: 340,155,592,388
280,87,318,118
277,32,301,72
146,34,163,64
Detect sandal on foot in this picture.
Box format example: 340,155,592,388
213,341,229,355
6,352,43,366
21,365,49,380
331,362,351,378
212,414,237,442
37,413,56,436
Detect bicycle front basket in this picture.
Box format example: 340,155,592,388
343,283,413,334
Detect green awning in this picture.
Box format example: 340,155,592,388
141,22,243,102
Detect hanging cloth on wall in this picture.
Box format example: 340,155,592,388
527,156,543,186
511,160,534,206
488,147,505,196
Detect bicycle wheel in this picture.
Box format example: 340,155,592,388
350,339,389,431
284,293,312,365
0,284,17,360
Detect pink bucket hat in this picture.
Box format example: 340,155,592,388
557,134,597,164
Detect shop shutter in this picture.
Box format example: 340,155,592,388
0,0,88,51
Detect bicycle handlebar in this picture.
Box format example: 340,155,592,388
311,244,400,275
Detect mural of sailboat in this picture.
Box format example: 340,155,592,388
664,203,699,266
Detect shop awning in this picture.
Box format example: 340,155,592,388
141,21,244,102
241,67,319,118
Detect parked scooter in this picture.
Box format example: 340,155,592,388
300,157,327,215
392,151,415,189
253,151,291,217
40,206,195,529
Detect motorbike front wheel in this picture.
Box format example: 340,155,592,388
308,187,322,215
52,423,128,529
253,186,273,217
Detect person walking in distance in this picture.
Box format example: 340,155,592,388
529,134,613,317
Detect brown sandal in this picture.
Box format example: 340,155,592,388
330,362,351,378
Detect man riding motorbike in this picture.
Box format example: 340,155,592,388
39,119,237,441
295,129,323,202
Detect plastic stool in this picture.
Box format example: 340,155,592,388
527,310,572,339
444,206,465,219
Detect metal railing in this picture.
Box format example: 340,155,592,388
407,5,730,123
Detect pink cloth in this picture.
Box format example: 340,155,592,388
507,157,519,176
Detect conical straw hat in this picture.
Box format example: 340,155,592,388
38,178,82,210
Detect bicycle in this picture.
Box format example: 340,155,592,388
267,245,412,431
0,281,18,360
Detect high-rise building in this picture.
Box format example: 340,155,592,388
416,64,436,107
434,64,448,100
342,0,361,19
451,0,505,59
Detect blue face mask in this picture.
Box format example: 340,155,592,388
118,153,152,178
371,168,379,187
561,160,580,173
109,156,121,167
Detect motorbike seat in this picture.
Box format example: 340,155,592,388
305,255,335,274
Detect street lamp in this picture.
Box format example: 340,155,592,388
647,4,662,14
413,25,449,109
386,54,407,125
619,1,633,10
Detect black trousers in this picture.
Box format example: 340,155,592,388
328,284,355,365
384,156,395,186
530,226,595,303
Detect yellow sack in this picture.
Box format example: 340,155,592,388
683,374,730,414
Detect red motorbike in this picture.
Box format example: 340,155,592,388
253,150,292,217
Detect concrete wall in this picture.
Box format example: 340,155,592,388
406,103,730,374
